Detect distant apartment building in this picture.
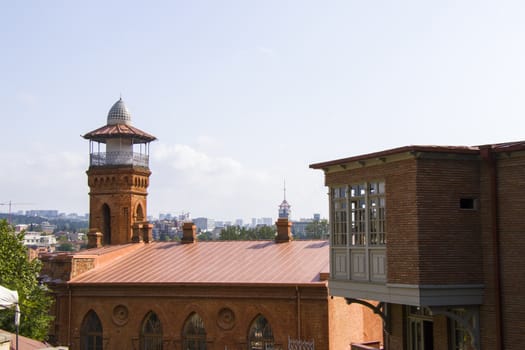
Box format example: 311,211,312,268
15,224,29,232
251,217,273,227
40,221,57,234
291,219,311,238
25,210,59,218
23,232,57,248
152,219,180,240
193,217,215,232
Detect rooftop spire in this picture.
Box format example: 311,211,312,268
278,180,291,219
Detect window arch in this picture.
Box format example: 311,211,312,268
182,313,207,350
136,203,144,222
140,311,163,350
248,315,274,350
102,203,111,245
80,310,103,350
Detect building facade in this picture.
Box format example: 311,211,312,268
311,142,525,350
39,99,382,350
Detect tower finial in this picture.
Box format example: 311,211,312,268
283,179,286,200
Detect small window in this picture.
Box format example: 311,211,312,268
459,198,477,210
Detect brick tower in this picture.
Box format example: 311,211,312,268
83,98,156,247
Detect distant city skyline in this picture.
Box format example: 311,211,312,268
3,1,525,221
3,207,324,226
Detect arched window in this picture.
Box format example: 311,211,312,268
136,203,144,222
140,311,163,350
182,313,207,350
248,315,274,350
80,310,103,350
102,203,111,245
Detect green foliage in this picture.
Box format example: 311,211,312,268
304,219,329,239
197,231,213,241
0,220,53,340
56,242,75,252
219,225,276,240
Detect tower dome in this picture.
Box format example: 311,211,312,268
278,181,291,219
107,98,132,125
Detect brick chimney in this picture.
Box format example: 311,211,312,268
275,218,293,243
87,229,103,249
181,222,197,244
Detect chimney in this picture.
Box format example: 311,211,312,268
181,222,197,244
87,229,103,248
275,218,293,243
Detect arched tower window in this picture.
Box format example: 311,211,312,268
102,204,111,245
182,313,207,350
248,315,274,350
80,310,103,350
136,203,144,222
140,311,163,350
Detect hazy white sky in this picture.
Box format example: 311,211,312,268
2,1,525,222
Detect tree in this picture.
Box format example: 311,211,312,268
249,225,276,240
197,231,213,241
56,242,75,252
0,220,53,340
219,225,276,240
219,226,246,240
304,219,329,239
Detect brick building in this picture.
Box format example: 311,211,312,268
39,99,382,350
310,142,525,350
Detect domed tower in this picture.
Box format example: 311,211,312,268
278,181,291,219
83,98,157,247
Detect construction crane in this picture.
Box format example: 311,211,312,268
0,201,33,224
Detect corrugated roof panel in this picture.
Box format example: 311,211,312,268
70,240,329,285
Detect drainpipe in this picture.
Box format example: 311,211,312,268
296,286,301,339
481,146,503,350
68,284,72,348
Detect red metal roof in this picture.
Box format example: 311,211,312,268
70,240,329,286
83,124,157,143
0,330,51,350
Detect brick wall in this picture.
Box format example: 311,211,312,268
56,285,376,350
87,166,151,245
482,154,525,348
415,158,482,285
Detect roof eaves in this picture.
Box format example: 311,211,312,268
309,145,479,169
67,281,327,288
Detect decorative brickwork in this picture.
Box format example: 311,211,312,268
87,166,151,245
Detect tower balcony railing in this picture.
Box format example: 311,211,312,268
90,152,149,167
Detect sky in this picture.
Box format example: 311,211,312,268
2,0,525,222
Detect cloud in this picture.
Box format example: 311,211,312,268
256,46,276,58
153,143,243,178
2,147,88,213
150,143,276,219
